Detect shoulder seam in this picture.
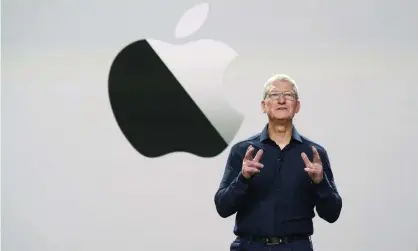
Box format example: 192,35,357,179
234,133,260,145
300,135,326,151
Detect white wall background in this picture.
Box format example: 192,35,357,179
2,0,418,250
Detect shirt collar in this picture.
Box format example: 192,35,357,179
260,123,303,143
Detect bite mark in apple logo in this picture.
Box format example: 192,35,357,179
108,2,244,158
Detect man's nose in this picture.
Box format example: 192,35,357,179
278,95,286,103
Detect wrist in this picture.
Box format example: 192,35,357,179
238,172,251,183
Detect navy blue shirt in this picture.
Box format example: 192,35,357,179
214,124,342,237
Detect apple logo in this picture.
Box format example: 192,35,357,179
108,2,244,158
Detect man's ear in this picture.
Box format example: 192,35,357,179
295,100,301,113
261,100,266,113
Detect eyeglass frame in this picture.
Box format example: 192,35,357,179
264,91,298,101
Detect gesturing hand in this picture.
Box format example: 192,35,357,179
301,146,324,184
242,145,264,179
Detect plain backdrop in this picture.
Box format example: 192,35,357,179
2,0,418,250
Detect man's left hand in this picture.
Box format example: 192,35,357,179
301,146,324,184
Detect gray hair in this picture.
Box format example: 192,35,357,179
262,74,300,99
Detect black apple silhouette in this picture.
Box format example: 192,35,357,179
108,3,243,158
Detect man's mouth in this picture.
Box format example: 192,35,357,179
277,107,287,110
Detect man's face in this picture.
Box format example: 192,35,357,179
261,80,300,121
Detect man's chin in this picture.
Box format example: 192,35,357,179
270,116,291,122
275,113,290,119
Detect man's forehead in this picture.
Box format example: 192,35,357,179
268,80,293,91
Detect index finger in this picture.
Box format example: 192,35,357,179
244,145,254,160
301,152,312,167
312,146,321,163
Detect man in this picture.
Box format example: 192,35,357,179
214,74,342,251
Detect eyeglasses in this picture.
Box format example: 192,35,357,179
266,92,297,101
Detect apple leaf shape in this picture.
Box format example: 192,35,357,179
175,2,209,39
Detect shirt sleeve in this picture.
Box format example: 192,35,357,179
214,143,251,218
313,148,343,223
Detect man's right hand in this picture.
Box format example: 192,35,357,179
242,145,264,179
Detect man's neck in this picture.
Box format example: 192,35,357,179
268,120,293,148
